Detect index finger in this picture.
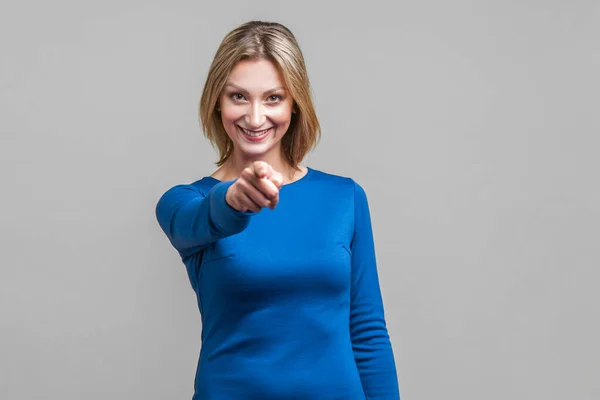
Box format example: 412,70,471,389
251,161,271,179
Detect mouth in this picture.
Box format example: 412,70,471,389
237,125,272,141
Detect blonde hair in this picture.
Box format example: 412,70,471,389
198,21,321,169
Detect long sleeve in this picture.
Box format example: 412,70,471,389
349,181,400,399
155,180,255,257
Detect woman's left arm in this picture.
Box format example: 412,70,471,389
349,180,401,399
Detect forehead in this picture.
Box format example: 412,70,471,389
226,58,285,90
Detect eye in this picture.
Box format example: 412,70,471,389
231,93,246,101
267,95,282,102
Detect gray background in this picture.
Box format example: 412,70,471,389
1,0,598,399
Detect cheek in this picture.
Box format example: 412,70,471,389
218,110,241,140
220,106,242,124
267,106,293,125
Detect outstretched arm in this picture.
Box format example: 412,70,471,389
155,180,255,257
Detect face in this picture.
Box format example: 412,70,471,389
218,58,294,162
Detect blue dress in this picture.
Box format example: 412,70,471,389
155,166,400,399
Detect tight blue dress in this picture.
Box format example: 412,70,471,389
155,166,400,399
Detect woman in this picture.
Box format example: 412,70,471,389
155,21,400,400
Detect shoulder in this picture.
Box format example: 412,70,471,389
308,169,373,232
155,177,218,218
308,167,367,199
157,176,216,199
308,167,354,186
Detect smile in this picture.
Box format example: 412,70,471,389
238,126,272,138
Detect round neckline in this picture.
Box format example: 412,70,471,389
205,166,313,188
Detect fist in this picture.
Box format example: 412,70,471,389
225,161,284,212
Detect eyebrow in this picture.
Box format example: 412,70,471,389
225,83,286,95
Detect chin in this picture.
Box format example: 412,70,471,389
237,145,276,159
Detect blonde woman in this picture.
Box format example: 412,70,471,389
156,21,400,400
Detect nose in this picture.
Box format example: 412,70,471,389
245,102,266,128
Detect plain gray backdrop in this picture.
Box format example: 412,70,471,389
1,0,598,399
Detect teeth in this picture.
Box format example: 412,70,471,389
242,127,269,137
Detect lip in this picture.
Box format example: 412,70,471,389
237,125,272,142
238,126,273,133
